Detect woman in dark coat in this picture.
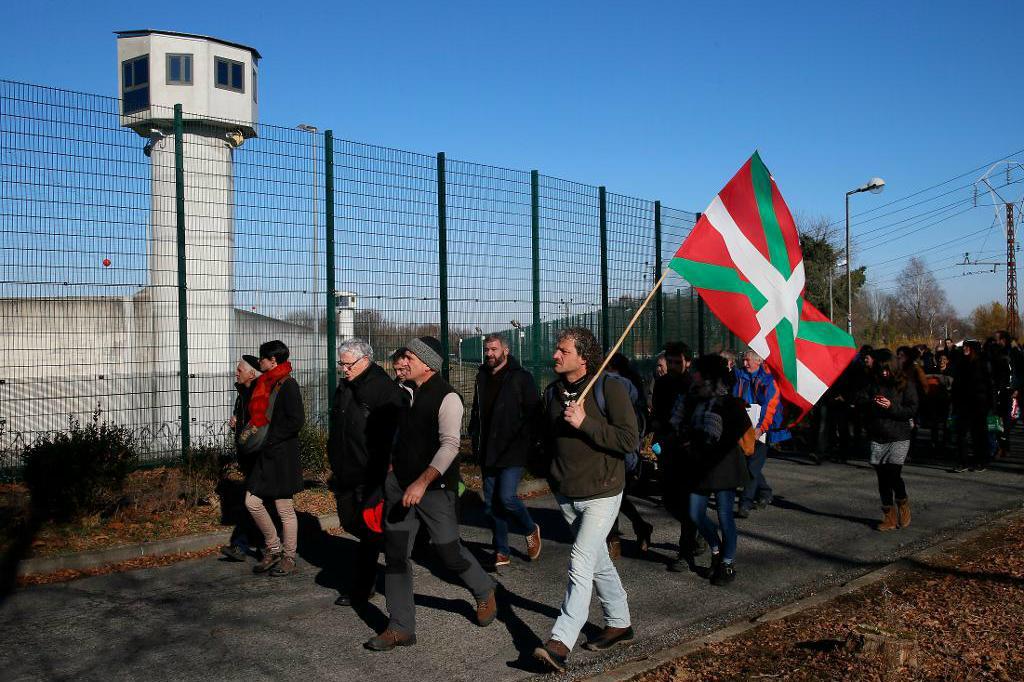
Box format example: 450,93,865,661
859,349,918,532
682,354,750,586
244,340,305,576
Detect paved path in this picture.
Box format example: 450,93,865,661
1,445,1022,681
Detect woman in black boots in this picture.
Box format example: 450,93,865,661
860,349,918,531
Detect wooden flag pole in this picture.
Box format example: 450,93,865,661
577,267,673,403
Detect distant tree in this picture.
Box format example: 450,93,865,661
968,301,1007,339
891,258,955,340
796,214,864,322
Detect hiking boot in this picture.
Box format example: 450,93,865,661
710,561,736,586
219,545,247,562
668,553,689,573
269,556,297,577
877,506,898,532
364,628,416,652
476,590,497,627
710,550,723,576
607,536,621,560
582,625,635,651
252,550,282,574
493,552,511,569
533,639,569,673
735,505,751,519
526,524,542,561
896,497,911,528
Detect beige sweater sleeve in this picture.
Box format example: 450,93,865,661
428,393,464,475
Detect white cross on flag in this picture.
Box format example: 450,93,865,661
670,152,858,419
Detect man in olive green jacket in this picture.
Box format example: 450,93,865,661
533,327,638,673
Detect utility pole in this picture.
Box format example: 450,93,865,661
1008,202,1019,336
976,162,1024,338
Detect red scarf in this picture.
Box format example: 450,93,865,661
247,361,293,427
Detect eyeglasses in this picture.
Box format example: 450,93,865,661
338,356,366,370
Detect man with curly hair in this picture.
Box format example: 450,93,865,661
534,327,638,673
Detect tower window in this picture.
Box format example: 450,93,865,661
121,55,149,114
215,57,245,93
166,54,193,85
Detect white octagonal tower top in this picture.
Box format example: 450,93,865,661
116,29,260,138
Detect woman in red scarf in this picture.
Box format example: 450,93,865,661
244,340,305,576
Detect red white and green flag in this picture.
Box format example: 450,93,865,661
670,152,857,417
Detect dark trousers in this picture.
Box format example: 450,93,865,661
815,401,850,460
659,446,699,555
382,471,494,636
609,474,652,539
955,410,991,468
739,441,772,509
482,466,536,555
874,463,907,506
334,487,383,600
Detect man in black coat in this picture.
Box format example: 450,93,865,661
328,339,408,606
952,340,994,472
468,334,542,568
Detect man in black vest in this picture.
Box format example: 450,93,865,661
469,333,542,568
364,336,497,652
328,339,408,607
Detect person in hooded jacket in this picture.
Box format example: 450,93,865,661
328,339,408,606
468,334,542,568
858,349,918,531
681,354,750,586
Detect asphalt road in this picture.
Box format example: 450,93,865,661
2,443,1022,682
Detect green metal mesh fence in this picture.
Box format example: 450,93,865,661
0,78,737,475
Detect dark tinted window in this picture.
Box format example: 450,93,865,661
167,54,192,85
121,55,149,114
215,57,245,93
216,59,229,87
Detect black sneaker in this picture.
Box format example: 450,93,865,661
219,545,248,562
735,506,751,519
952,465,970,473
710,561,736,586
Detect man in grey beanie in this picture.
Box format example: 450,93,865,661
364,336,497,652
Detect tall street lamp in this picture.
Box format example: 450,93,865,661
845,177,885,336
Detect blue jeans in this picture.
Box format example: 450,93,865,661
740,441,772,509
551,492,631,650
689,490,737,563
482,466,537,555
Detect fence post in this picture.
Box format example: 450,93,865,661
599,186,609,353
531,170,542,374
324,130,338,415
436,152,450,379
172,105,191,457
654,200,664,353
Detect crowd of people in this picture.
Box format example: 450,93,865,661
215,327,1020,673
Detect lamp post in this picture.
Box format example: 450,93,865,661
845,177,885,336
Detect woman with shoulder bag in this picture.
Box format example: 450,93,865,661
241,340,306,576
682,354,752,586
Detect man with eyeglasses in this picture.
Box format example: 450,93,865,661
327,339,408,607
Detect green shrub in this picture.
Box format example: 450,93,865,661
22,412,139,522
299,422,329,486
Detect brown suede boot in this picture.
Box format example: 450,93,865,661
877,506,898,532
896,497,911,528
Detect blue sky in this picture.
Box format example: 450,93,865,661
2,0,1022,315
